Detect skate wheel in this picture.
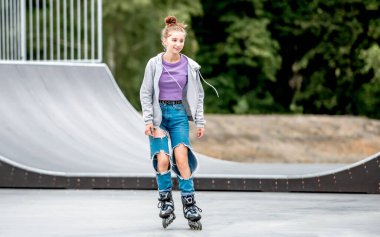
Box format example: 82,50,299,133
162,213,176,229
188,220,202,230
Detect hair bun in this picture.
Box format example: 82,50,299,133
165,16,177,26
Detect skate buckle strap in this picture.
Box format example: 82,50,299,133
158,192,173,208
184,196,193,204
183,196,202,212
158,199,174,209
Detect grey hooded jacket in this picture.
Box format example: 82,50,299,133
140,53,206,128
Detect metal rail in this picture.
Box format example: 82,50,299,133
0,0,102,62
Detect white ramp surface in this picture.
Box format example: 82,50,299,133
0,63,150,174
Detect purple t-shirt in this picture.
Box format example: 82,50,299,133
159,56,188,100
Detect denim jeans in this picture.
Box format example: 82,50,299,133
149,103,198,196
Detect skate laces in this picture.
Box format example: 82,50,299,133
189,204,202,214
185,203,202,215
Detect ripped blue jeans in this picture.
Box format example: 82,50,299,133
149,102,198,196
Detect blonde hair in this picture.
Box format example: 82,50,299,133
161,16,187,41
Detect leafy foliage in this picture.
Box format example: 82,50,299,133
192,1,282,114
190,0,380,118
265,0,380,117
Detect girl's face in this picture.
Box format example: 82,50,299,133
163,31,186,54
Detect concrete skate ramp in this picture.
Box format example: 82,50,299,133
0,62,379,193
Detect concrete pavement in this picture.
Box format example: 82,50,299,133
0,189,379,237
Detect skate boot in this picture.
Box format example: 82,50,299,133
181,194,202,230
157,191,176,228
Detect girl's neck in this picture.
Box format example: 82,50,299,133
163,52,180,63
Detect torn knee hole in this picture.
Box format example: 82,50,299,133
153,128,167,138
157,154,170,172
158,170,170,175
156,151,169,160
173,144,190,158
176,143,186,149
173,143,191,150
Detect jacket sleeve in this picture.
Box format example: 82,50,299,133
195,71,206,128
140,59,154,125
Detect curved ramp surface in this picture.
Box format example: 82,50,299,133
0,62,379,193
0,62,150,174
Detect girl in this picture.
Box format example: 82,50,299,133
140,15,217,230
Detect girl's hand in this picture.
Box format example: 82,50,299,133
197,127,204,139
145,124,154,136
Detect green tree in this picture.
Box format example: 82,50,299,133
193,0,380,118
192,0,282,114
264,0,380,116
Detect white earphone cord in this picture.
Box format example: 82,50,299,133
163,65,219,98
199,71,219,97
163,65,183,90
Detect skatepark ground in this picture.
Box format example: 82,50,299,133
1,189,379,237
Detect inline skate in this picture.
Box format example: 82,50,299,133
157,191,176,228
181,194,202,230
